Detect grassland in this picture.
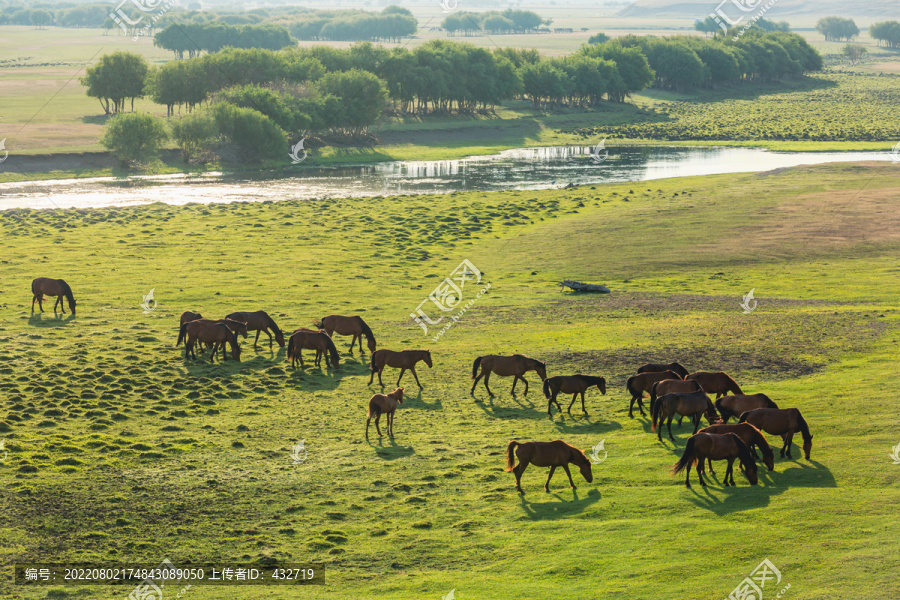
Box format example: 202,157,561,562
0,162,899,599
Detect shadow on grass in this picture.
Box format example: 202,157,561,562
518,488,602,520
28,312,76,327
367,435,415,460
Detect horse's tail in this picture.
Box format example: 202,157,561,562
715,398,734,422
367,398,382,420
738,411,750,424
795,411,812,443
369,351,379,372
649,381,660,410
177,322,188,346
505,440,519,471
671,435,697,475
542,378,551,399
651,393,663,432
286,333,295,360
472,356,483,379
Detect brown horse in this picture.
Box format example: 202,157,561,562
287,329,340,369
505,440,593,493
225,311,285,348
672,432,759,488
31,277,76,315
366,387,404,437
649,379,702,413
180,310,202,325
698,423,775,472
369,349,432,389
637,361,689,378
181,321,241,362
715,393,778,423
542,375,606,415
652,390,720,442
315,315,376,354
626,370,682,418
740,408,813,460
471,354,547,396
176,318,247,347
686,371,743,399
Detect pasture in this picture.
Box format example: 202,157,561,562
1,162,898,599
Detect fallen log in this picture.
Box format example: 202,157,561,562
560,280,611,293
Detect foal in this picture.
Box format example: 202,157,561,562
366,387,405,438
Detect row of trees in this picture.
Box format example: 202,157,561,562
816,17,859,42
441,9,547,35
153,23,293,58
870,21,900,48
289,6,416,42
694,16,790,36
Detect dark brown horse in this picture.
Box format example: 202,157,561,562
287,329,340,369
637,361,688,378
369,349,432,389
31,277,76,315
672,432,759,487
316,315,376,354
740,408,813,460
626,370,682,418
225,311,285,348
698,423,775,472
181,321,241,362
180,310,202,325
366,387,404,438
716,393,778,423
649,378,702,413
542,375,606,415
686,371,743,399
505,440,593,493
652,390,720,442
176,318,247,347
471,354,547,396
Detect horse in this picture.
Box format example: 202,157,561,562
649,378,702,414
180,310,202,325
471,354,547,396
505,440,593,493
697,423,775,472
225,311,285,348
715,393,778,423
181,321,241,362
365,387,404,438
31,277,76,315
637,361,688,378
287,329,340,369
686,371,743,399
672,432,759,488
315,315,376,354
542,375,606,415
176,318,248,348
625,370,682,418
739,408,813,460
652,390,720,442
369,349,432,389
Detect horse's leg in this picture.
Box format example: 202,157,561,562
666,414,676,441
521,375,529,395
54,296,62,313
483,371,493,396
410,366,423,389
725,459,735,486
396,368,406,386
31,294,36,313
697,461,706,487
265,328,274,348
677,415,684,427
513,461,527,492
377,366,384,386
629,395,637,418
511,375,517,394
637,395,646,417
358,334,363,354
692,413,702,435
780,434,788,458
375,414,382,437
657,411,665,442
253,330,261,349
471,371,484,394
685,463,692,488
581,391,587,414
707,457,715,475
544,465,557,493
567,393,577,413
562,464,577,490
365,415,371,438
785,431,795,459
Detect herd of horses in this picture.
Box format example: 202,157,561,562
29,277,815,493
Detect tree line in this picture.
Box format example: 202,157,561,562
815,17,859,42
289,6,416,42
154,23,293,58
870,21,900,48
441,9,548,35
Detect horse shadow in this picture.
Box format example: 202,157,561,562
474,394,546,421
28,313,76,327
550,413,623,435
367,436,414,460
518,488,602,520
402,390,442,411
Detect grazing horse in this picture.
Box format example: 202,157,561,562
176,318,247,347
686,371,743,399
542,375,606,415
505,440,593,493
698,423,775,472
715,393,778,423
287,329,340,369
672,432,759,488
637,361,688,378
180,310,203,325
316,315,376,354
626,370,682,418
181,321,241,362
652,391,720,442
649,378,702,414
366,387,404,438
740,408,813,460
471,354,547,396
369,349,432,389
225,311,285,348
31,277,77,315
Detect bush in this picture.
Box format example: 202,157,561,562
169,112,219,163
211,102,287,162
100,112,168,165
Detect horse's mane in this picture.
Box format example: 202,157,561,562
569,443,589,465
263,312,282,335
731,434,755,467
59,279,74,304
325,333,340,364
795,411,812,443
359,318,375,343
576,374,605,385
761,394,778,409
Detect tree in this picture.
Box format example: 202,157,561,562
211,102,287,162
841,44,868,66
587,32,610,45
80,51,149,114
870,21,900,49
169,111,219,162
581,42,653,101
101,112,168,165
816,17,859,42
694,17,720,36
31,10,51,29
315,69,387,135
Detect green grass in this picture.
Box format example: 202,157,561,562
0,162,899,599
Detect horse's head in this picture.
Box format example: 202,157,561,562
579,459,593,484
367,337,377,353
424,351,433,368
535,361,547,381
231,343,241,362
393,387,405,404
69,298,77,315
597,377,607,395
763,450,775,472
743,459,759,485
803,435,813,460
275,329,286,347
